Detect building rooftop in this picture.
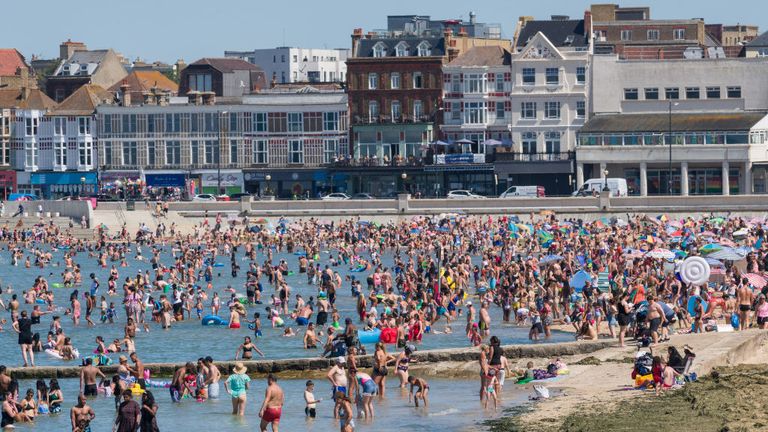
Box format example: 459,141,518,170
0,49,28,76
355,37,445,58
53,84,113,115
516,19,588,48
188,58,264,73
581,112,768,133
447,46,511,66
0,88,56,110
108,70,178,104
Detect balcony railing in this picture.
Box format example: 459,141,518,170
331,156,424,168
494,151,575,162
353,115,434,125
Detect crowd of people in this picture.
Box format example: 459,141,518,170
0,209,765,430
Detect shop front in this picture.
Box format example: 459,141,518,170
144,171,188,200
100,171,142,199
195,170,244,196
0,171,16,200
244,170,328,199
30,172,97,199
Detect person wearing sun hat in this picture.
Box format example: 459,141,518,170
224,362,250,416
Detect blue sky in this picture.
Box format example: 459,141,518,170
3,0,765,63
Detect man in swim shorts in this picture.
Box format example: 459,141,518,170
737,282,754,330
80,358,105,397
259,374,284,432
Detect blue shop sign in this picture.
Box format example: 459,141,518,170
145,173,186,187
31,172,97,185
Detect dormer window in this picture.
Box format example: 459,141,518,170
395,42,409,57
417,41,431,57
372,42,386,58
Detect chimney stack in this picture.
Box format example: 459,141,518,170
271,72,278,89
120,81,131,106
351,28,364,55
584,10,593,43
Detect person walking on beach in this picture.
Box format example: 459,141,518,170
224,362,250,416
737,282,754,330
258,374,284,432
70,393,95,432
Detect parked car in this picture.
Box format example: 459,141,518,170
499,185,545,198
351,193,375,200
215,195,231,201
447,190,485,199
572,178,629,197
321,193,351,201
192,194,217,202
229,193,251,201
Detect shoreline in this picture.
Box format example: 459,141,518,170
485,329,768,431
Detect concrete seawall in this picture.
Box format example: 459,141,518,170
7,339,615,380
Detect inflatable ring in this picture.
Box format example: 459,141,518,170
202,315,229,326
679,257,710,285
358,328,381,344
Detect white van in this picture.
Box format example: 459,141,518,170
572,178,628,197
500,185,545,198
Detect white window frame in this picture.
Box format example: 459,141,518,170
54,117,66,136
545,68,559,85
390,72,400,89
323,139,338,164
464,73,486,94
54,140,67,167
451,74,461,92
521,102,536,119
78,117,90,135
576,67,586,84
647,29,660,41
25,116,38,136
673,29,686,40
576,101,586,118
451,102,461,120
288,139,304,164
495,102,505,119
495,74,505,92
412,72,423,89
80,140,93,167
522,132,537,154
122,141,138,166
620,30,632,41
368,101,379,122
544,101,561,119
323,112,339,131
391,100,401,120
288,112,303,132
522,68,535,85
165,140,181,165
25,141,37,168
395,42,408,57
253,112,267,132
368,73,378,90
417,41,431,57
413,100,423,120
545,131,561,153
464,102,486,125
253,139,268,164
372,42,386,58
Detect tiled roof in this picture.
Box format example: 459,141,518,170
189,58,263,73
516,20,588,48
0,49,27,76
447,46,511,66
356,37,445,58
580,112,767,133
107,71,178,103
53,84,113,115
0,88,56,110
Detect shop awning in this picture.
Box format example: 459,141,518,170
31,172,97,185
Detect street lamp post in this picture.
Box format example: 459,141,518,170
602,169,609,192
265,174,272,196
401,172,408,194
80,176,86,198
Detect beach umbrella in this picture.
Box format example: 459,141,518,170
539,254,564,266
645,248,675,260
671,249,688,259
248,226,261,233
707,247,747,261
699,243,723,254
455,138,474,145
700,230,717,238
570,270,593,290
431,140,450,146
516,223,531,232
705,257,725,268
251,218,268,224
744,273,768,289
357,220,371,226
709,216,726,225
733,228,749,238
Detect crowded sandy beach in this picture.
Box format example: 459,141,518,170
0,209,766,431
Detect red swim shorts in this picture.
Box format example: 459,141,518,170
229,322,241,329
263,406,282,422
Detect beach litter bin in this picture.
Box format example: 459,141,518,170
126,200,135,211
